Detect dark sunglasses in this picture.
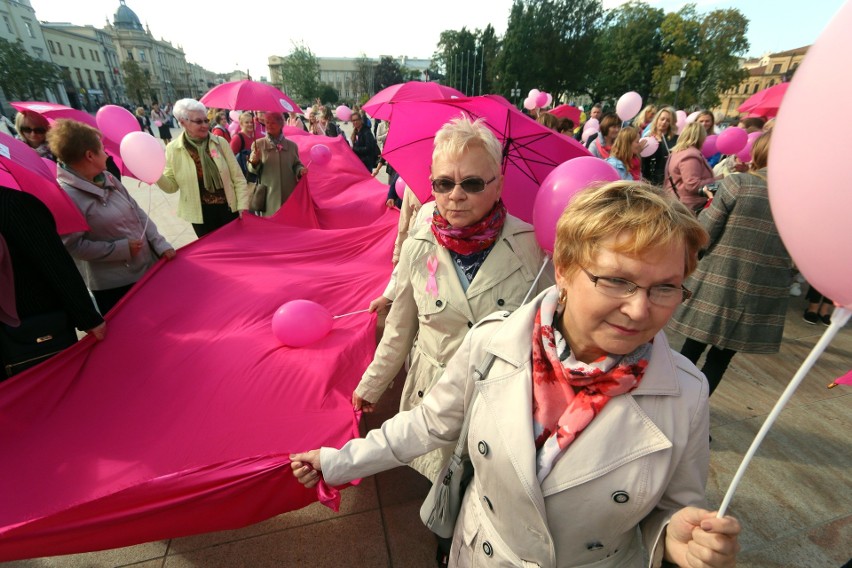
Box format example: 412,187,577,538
431,176,496,194
21,126,47,135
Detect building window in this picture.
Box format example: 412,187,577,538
772,63,781,74
2,15,12,33
86,69,94,88
23,20,35,38
89,49,95,60
127,50,133,60
139,50,146,62
57,43,63,55
32,47,43,59
79,46,85,59
95,51,100,62
48,40,55,54
769,80,776,87
69,44,75,57
753,84,760,94
75,68,84,86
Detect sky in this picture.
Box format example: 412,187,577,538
29,0,846,81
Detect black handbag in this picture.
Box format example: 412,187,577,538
249,163,267,212
420,352,496,538
1,311,77,378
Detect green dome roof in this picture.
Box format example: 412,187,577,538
113,0,143,31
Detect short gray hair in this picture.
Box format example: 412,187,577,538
432,115,502,173
172,98,206,122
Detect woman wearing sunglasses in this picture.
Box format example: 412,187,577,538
292,181,741,568
14,111,54,161
157,98,248,237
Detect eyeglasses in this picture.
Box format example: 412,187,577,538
351,117,362,122
580,267,691,307
21,127,47,135
186,118,210,125
431,176,497,194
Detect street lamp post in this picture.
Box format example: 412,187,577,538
672,60,688,109
510,81,520,108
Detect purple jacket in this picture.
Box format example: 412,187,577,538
663,147,716,211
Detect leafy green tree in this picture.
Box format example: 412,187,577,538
0,37,61,101
317,84,339,104
433,27,480,95
374,56,404,91
279,42,321,102
121,59,148,105
589,1,665,104
353,54,375,99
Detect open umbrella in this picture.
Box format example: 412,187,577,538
362,81,465,121
381,95,591,223
737,82,790,118
0,132,88,234
549,104,582,125
200,80,301,114
10,101,129,176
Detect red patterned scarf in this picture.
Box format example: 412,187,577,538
531,287,651,481
430,199,506,256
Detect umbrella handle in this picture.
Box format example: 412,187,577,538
716,306,851,518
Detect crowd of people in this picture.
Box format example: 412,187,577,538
1,86,832,567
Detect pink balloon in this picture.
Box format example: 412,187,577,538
701,134,718,159
675,110,687,134
532,157,621,253
228,121,240,135
119,131,166,184
583,118,599,131
229,110,241,122
271,300,333,347
528,88,541,99
545,93,553,107
616,91,642,121
535,92,548,108
523,97,536,111
639,136,658,158
716,127,748,155
96,105,141,144
686,111,701,124
395,177,405,194
769,0,852,306
736,137,756,162
581,128,598,144
309,143,331,166
335,105,352,122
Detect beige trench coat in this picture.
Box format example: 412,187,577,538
323,291,711,568
354,213,552,481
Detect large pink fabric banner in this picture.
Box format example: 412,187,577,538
0,134,399,560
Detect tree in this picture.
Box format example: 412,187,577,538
317,84,339,104
121,59,148,105
279,42,321,102
353,54,374,100
589,1,665,105
374,56,404,91
433,27,481,96
0,37,61,101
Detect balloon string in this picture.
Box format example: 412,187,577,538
333,300,395,319
140,181,151,240
521,256,551,306
716,305,851,518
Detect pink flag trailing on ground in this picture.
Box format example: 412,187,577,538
0,134,399,561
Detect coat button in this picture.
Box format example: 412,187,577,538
612,491,629,504
482,495,493,511
467,321,473,328
435,300,443,307
496,298,505,306
482,541,493,557
586,542,604,551
477,440,489,455
417,390,424,397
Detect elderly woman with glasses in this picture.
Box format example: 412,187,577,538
15,111,54,161
156,98,248,237
247,111,307,216
292,181,741,568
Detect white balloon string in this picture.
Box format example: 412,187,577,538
717,305,851,518
333,308,372,319
140,181,151,240
521,256,551,306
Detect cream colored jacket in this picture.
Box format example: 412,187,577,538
156,134,248,224
323,290,711,567
355,214,552,481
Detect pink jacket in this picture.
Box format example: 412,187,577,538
664,147,716,211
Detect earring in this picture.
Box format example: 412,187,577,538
557,288,567,304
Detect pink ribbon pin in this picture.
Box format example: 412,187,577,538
425,255,439,298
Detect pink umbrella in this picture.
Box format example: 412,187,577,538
737,82,790,118
549,104,582,125
10,101,129,176
381,95,591,223
0,132,88,234
362,81,465,120
200,80,302,114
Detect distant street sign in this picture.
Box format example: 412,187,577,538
669,76,680,92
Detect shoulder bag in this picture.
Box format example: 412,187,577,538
1,311,77,378
249,156,268,212
420,352,497,538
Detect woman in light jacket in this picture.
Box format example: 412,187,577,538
664,123,717,213
48,119,175,314
156,98,248,238
293,181,741,568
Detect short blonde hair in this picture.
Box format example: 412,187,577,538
432,115,502,173
15,110,49,132
47,119,102,165
672,122,706,153
553,181,708,278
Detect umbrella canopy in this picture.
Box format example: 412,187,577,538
549,104,582,125
10,101,129,177
0,132,88,234
362,81,465,121
381,95,591,223
200,81,301,114
737,82,790,118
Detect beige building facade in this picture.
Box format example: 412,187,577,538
716,46,808,118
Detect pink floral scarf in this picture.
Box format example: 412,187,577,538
531,287,651,481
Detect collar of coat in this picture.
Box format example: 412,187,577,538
57,165,119,200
